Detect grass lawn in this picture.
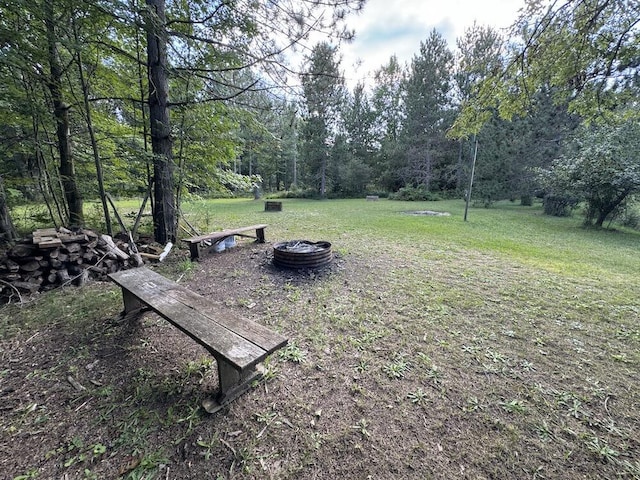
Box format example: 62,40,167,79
2,198,639,479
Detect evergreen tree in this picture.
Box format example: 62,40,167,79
402,30,456,191
341,82,376,195
299,42,345,197
371,56,406,191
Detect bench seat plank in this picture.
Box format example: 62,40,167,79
184,224,267,245
165,288,286,355
109,268,284,371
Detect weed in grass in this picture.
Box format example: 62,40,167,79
351,418,371,438
585,436,619,463
462,396,482,413
353,359,369,374
176,404,202,438
611,353,631,363
416,352,432,364
13,469,39,480
350,382,365,396
254,362,279,386
83,468,98,480
407,388,428,406
485,349,507,363
309,432,324,449
426,365,444,385
566,398,588,419
255,410,278,424
382,356,409,379
283,283,301,302
481,362,502,375
461,344,481,354
183,357,213,383
126,449,169,479
278,343,307,363
499,400,527,414
501,329,516,338
197,435,219,460
233,447,257,474
519,360,536,372
535,421,553,441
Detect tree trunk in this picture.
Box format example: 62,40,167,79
73,20,112,236
594,189,630,228
0,175,18,244
146,0,176,244
45,1,84,228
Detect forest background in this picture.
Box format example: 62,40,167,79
0,0,639,244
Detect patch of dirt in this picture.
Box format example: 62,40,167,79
404,210,451,216
1,241,638,479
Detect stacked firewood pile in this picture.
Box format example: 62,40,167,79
0,227,169,302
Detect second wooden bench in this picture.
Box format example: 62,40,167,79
182,224,267,261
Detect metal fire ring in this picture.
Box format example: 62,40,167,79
273,240,333,269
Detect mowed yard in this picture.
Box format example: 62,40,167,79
1,198,639,479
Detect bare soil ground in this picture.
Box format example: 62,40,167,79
1,240,639,479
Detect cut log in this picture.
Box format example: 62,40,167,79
19,260,41,272
56,269,71,284
64,243,82,253
38,238,62,248
99,235,129,260
58,233,89,243
33,228,58,241
73,269,89,287
9,244,34,258
12,281,41,293
6,259,19,273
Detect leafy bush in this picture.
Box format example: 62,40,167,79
268,188,319,199
619,207,640,230
389,186,442,202
543,194,579,217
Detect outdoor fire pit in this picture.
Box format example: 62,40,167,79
273,240,333,269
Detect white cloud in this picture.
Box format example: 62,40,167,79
340,0,525,87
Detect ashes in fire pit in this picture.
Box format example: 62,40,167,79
273,240,332,269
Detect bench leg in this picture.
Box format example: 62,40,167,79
122,289,144,313
117,288,148,322
188,243,200,261
202,360,264,413
256,228,265,243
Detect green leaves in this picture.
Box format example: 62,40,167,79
537,116,640,226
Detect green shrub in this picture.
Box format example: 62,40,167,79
543,194,578,217
389,186,442,202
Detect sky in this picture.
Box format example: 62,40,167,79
338,0,526,87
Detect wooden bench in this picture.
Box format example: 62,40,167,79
182,224,267,261
108,267,288,413
264,201,282,212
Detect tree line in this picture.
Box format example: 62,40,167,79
1,0,638,244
